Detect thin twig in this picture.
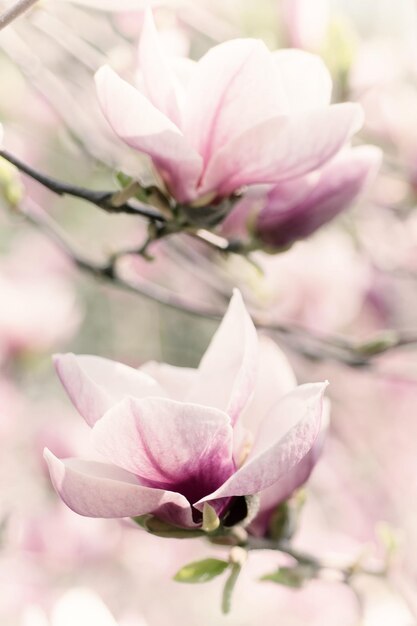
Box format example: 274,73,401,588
0,150,166,222
246,537,386,584
0,150,253,258
0,0,38,30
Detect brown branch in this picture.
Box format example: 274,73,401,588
0,150,167,222
15,200,417,368
0,0,39,30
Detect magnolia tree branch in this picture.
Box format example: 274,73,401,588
0,150,243,255
0,150,167,222
0,0,39,30
15,200,417,368
247,538,387,583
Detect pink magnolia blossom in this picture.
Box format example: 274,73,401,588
44,290,327,529
222,145,382,249
95,10,363,205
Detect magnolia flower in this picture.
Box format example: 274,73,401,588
95,10,363,205
45,291,327,530
223,145,382,249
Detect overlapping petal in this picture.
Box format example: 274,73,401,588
95,10,366,205
139,361,198,401
95,65,202,202
44,450,196,527
91,397,234,502
256,145,382,247
240,336,297,436
46,291,329,532
273,49,332,113
186,289,258,424
249,399,330,536
137,8,183,127
183,39,287,164
54,353,164,427
197,383,326,504
199,103,364,197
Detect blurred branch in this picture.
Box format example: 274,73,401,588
250,539,386,584
0,0,39,30
14,200,417,368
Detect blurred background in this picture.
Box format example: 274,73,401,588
1,0,417,624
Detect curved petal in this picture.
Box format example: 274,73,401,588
183,39,288,164
273,49,332,113
54,353,164,427
95,65,202,202
256,145,382,248
140,361,198,401
250,399,330,536
240,335,297,436
186,289,258,425
44,449,195,527
200,103,364,198
197,382,327,504
170,57,197,91
137,9,183,126
233,336,297,466
91,397,234,504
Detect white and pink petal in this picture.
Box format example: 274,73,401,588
200,103,364,198
95,65,203,202
183,38,288,164
186,289,258,425
197,382,327,504
273,48,332,113
91,396,234,503
137,9,184,126
54,353,164,427
44,450,196,527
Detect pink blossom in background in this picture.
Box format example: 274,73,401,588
95,10,363,205
0,376,24,441
224,230,371,332
280,0,330,51
358,81,417,187
0,234,81,361
44,290,327,528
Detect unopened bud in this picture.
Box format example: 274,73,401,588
229,546,247,567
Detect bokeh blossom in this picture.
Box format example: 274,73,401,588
45,290,327,529
0,233,80,361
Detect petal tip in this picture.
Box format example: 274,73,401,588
43,446,53,462
94,64,111,84
52,351,75,376
43,448,65,491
